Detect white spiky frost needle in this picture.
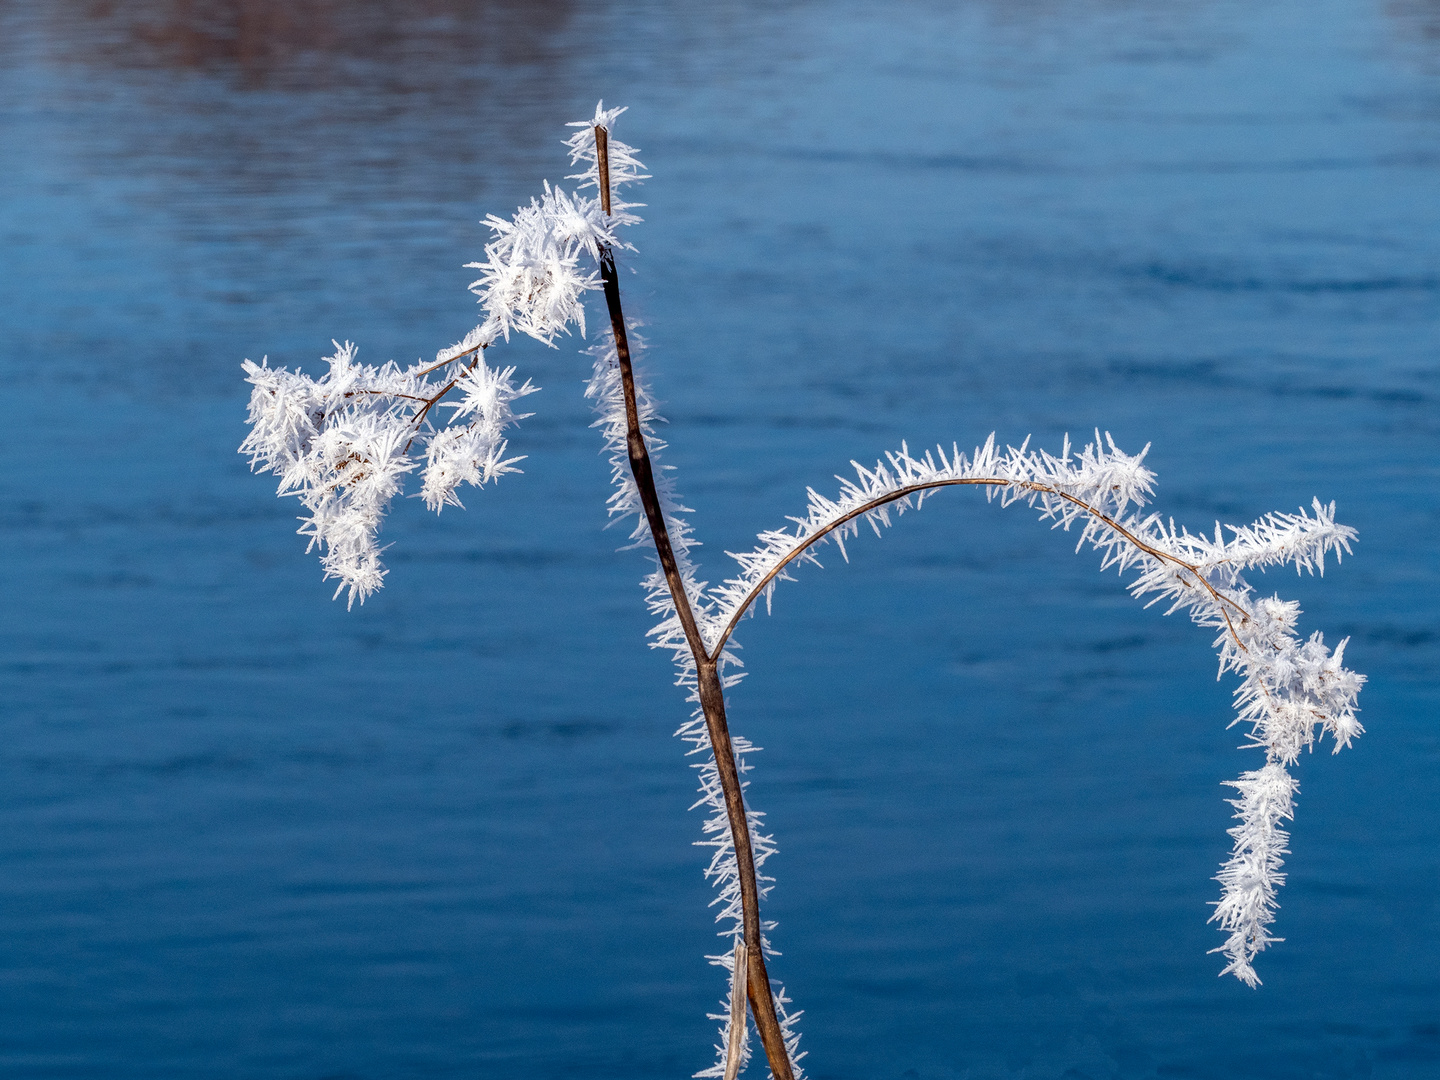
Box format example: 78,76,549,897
241,102,1366,1076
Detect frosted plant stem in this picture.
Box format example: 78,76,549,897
708,477,1244,662
595,124,794,1080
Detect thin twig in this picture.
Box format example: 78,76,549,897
415,340,487,378
593,123,796,1080
344,390,430,402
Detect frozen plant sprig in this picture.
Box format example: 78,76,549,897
242,103,1367,1080
707,433,1364,987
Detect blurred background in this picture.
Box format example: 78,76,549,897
1,1,1437,1077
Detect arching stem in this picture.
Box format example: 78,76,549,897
707,477,1255,663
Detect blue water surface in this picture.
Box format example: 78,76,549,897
1,1,1437,1077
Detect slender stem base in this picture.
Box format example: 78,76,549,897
697,660,793,1078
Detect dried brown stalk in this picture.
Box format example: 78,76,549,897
594,123,797,1080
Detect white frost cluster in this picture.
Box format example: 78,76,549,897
460,102,646,346
240,342,536,607
240,102,644,607
711,433,1364,987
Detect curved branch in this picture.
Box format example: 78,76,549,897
706,477,1253,664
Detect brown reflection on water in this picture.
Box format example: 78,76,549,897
41,0,579,89
16,0,602,211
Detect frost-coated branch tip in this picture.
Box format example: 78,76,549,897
1208,761,1298,987
566,99,628,132
564,101,650,201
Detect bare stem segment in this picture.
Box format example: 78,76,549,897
595,124,795,1080
724,940,749,1080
